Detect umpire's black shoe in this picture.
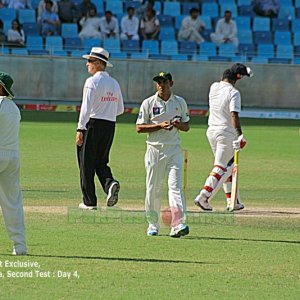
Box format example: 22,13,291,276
107,181,120,207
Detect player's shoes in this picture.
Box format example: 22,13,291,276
12,246,27,256
107,181,120,207
226,202,245,211
78,203,97,210
194,192,213,211
147,225,159,236
170,224,189,238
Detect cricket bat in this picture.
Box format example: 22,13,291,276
228,150,239,212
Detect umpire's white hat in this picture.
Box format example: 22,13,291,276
83,47,113,67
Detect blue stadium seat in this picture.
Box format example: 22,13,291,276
269,58,291,64
293,33,300,46
26,36,43,50
11,48,29,55
235,16,251,31
209,56,230,62
199,42,216,56
22,22,39,36
292,20,300,33
64,37,82,51
149,54,170,60
253,17,270,32
200,16,212,30
163,2,181,17
293,58,300,64
142,40,159,54
218,43,236,57
18,9,36,23
130,53,148,59
28,49,49,56
251,57,268,64
274,31,291,45
124,1,141,11
237,0,251,5
278,6,295,19
61,23,78,38
238,30,253,44
103,39,120,53
238,5,255,17
272,19,290,32
105,1,123,15
0,8,16,22
31,0,40,9
3,21,11,34
257,44,274,58
154,1,162,14
219,0,236,4
71,50,86,57
239,43,255,56
157,15,173,27
276,45,293,59
170,54,188,61
278,0,292,5
45,36,63,52
202,3,219,17
220,4,238,17
296,7,300,18
296,0,300,7
182,2,199,15
191,54,209,61
84,38,101,51
122,40,139,53
161,40,178,55
175,15,186,30
254,31,273,44
179,41,197,54
159,27,176,40
110,52,127,59
52,50,68,57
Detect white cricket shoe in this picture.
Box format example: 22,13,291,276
78,203,97,210
194,192,213,211
170,224,189,238
12,246,27,256
226,202,245,211
147,225,159,236
107,181,120,207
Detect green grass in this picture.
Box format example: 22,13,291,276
0,112,299,299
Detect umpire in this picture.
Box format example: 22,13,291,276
76,47,124,210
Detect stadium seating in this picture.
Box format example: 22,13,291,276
23,22,39,36
235,16,251,31
202,3,219,17
163,2,181,17
0,8,16,22
106,1,123,15
199,42,217,56
238,30,253,44
253,17,270,32
179,41,197,55
142,40,159,54
122,40,139,53
18,9,36,23
218,43,236,57
254,31,273,44
159,27,176,40
61,23,78,38
257,44,274,59
274,31,291,46
84,38,102,51
161,40,178,55
276,45,294,59
103,39,121,53
182,2,199,15
45,36,63,52
220,4,238,17
157,15,173,27
64,37,82,51
26,36,43,51
272,19,289,32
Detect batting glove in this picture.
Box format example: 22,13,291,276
233,134,247,150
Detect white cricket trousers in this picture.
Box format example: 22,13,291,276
144,144,186,228
0,152,26,253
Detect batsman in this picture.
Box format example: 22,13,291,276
194,63,253,211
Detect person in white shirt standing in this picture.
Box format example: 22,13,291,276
120,6,139,41
211,10,239,53
76,47,124,210
194,63,253,211
136,72,190,238
78,7,101,41
0,72,27,255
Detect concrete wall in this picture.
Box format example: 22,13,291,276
1,55,300,109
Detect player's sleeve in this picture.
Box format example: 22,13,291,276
77,79,95,130
180,98,190,123
229,90,241,113
136,100,149,125
116,83,124,116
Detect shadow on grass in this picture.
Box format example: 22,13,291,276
21,254,212,265
186,236,300,245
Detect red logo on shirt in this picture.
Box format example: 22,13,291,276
101,92,118,102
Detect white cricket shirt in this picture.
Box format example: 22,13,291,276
208,81,241,133
0,97,20,152
136,92,190,146
77,71,124,130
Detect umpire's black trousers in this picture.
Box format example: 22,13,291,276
77,118,116,206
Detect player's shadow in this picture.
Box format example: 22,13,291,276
186,236,300,245
24,254,212,265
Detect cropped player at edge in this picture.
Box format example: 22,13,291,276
194,63,253,211
136,72,190,238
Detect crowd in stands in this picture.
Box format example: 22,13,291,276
0,0,299,64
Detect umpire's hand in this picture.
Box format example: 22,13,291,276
76,132,84,147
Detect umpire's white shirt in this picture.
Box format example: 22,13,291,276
208,81,241,134
0,97,20,153
136,92,190,146
77,71,124,130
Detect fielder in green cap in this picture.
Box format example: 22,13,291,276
0,72,27,255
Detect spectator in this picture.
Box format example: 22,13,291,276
41,0,60,36
178,8,205,44
76,0,96,20
78,7,101,41
253,0,280,18
0,20,6,44
100,10,119,40
7,19,25,47
120,6,139,41
140,8,160,40
38,0,58,22
7,0,32,9
58,0,75,23
136,0,155,19
210,10,239,53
